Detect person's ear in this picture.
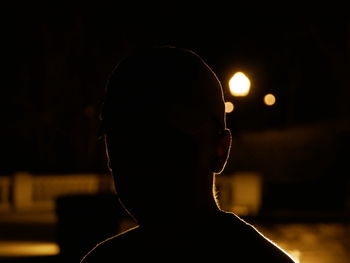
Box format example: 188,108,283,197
213,129,232,174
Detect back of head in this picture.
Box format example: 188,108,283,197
101,46,226,134
100,46,228,221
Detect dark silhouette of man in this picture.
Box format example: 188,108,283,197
81,46,295,262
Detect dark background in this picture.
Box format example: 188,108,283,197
1,6,349,208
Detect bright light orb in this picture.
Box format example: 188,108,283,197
229,72,251,97
225,101,234,113
264,93,276,106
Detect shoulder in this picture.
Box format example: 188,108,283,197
216,211,296,262
80,213,296,262
80,226,139,263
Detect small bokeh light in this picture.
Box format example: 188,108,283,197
263,93,276,106
229,72,251,97
225,101,234,113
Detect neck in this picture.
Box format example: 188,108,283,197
136,196,221,228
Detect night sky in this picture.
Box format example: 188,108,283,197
1,7,349,175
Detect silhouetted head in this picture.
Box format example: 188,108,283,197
101,46,231,224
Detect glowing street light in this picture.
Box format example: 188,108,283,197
263,93,276,106
229,72,251,97
225,101,234,113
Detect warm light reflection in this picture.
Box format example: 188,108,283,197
229,72,251,97
286,249,301,263
0,241,59,257
225,101,234,113
264,93,276,106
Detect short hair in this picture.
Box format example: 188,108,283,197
100,46,226,135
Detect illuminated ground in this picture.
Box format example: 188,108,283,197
259,223,350,263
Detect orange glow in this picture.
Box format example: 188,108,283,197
225,101,234,113
0,241,59,257
286,249,301,263
264,93,276,106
